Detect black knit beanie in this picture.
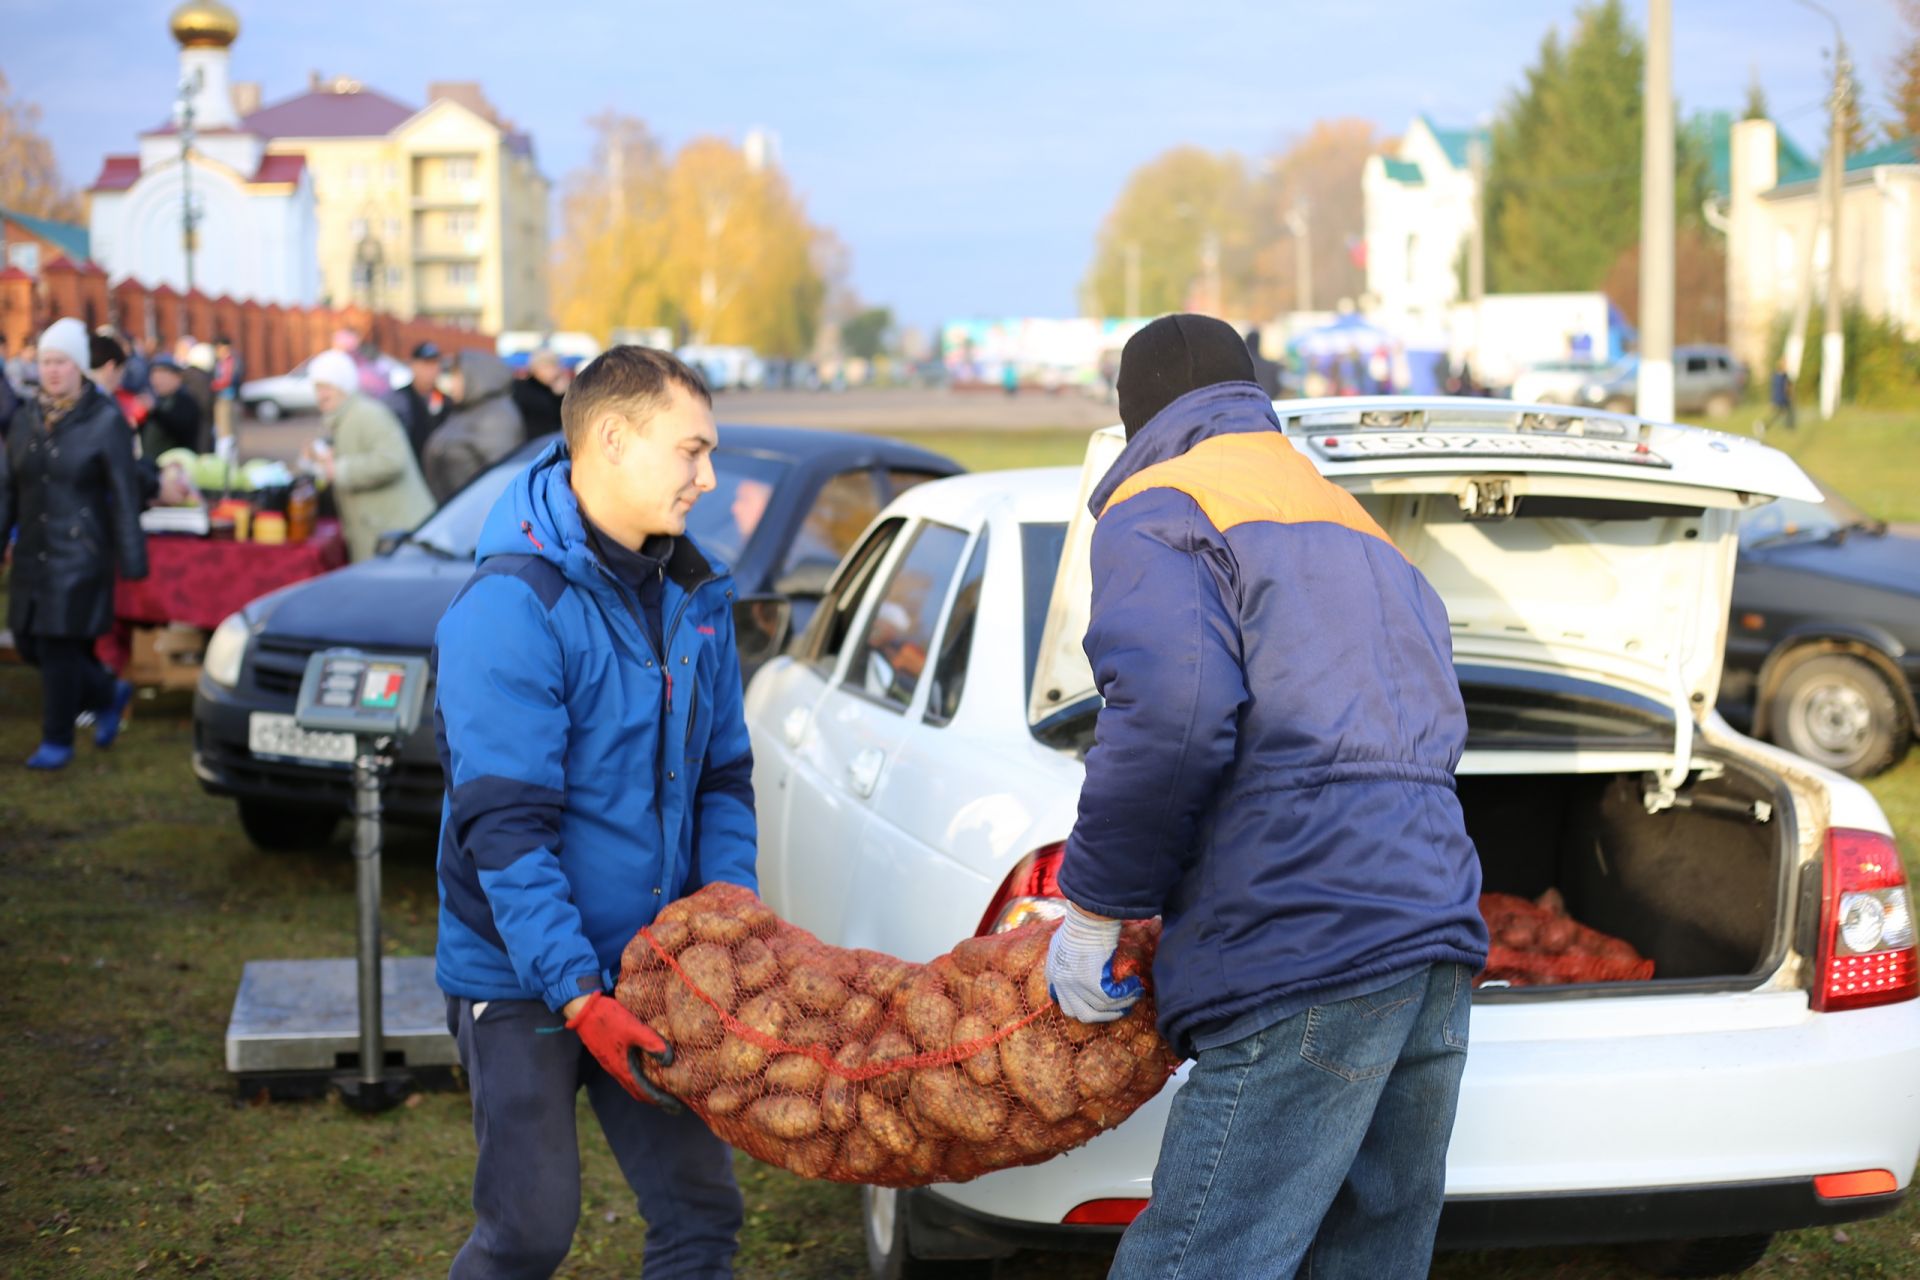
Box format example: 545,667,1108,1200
1116,313,1257,439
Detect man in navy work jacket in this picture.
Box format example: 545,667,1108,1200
1045,314,1489,1279
433,345,756,1279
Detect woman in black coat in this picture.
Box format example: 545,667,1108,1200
0,319,149,770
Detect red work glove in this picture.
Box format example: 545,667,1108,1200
566,992,682,1113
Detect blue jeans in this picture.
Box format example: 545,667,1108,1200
446,997,743,1279
1110,964,1472,1280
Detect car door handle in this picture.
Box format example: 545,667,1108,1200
847,748,884,798
782,706,808,747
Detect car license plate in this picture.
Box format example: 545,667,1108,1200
1312,431,1669,467
248,712,355,765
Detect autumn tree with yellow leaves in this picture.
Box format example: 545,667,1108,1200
554,115,827,356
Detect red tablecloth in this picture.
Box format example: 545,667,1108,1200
112,518,346,629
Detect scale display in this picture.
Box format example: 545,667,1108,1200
293,650,430,739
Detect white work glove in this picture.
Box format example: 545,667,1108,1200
1046,901,1145,1024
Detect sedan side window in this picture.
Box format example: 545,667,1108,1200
926,530,989,726
851,522,969,712
783,469,884,584
800,517,904,672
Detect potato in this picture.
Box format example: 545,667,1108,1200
665,980,721,1047
645,914,691,954
783,1017,836,1048
839,1128,886,1177
1047,1115,1100,1151
1060,1015,1103,1045
785,1135,840,1180
952,1015,1001,1088
1538,918,1577,952
765,1053,827,1094
1006,1112,1058,1155
705,1081,755,1117
997,924,1051,975
714,1033,769,1081
733,936,779,992
1073,1039,1134,1100
727,894,781,935
677,943,738,1010
947,934,1002,976
737,991,792,1039
967,971,1020,1023
821,1046,861,1133
902,988,958,1051
861,957,913,999
1023,958,1051,1011
786,965,851,1014
690,911,751,945
999,1025,1080,1122
909,1070,1007,1143
858,1095,919,1156
837,992,884,1039
746,1094,822,1141
905,1135,945,1181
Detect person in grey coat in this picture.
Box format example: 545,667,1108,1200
421,350,527,502
304,351,436,563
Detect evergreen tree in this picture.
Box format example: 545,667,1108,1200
1742,69,1769,122
1889,0,1920,141
1484,0,1711,293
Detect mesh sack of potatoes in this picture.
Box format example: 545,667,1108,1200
1476,890,1655,987
615,882,1178,1187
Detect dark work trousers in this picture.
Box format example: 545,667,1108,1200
446,996,743,1280
18,633,117,748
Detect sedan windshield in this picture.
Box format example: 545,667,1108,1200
1739,483,1877,550
402,446,791,564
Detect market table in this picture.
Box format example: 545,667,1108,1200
99,519,347,685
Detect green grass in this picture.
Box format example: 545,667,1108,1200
1759,406,1920,524
1,415,1916,1278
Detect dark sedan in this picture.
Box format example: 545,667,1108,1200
193,426,962,850
1718,484,1920,777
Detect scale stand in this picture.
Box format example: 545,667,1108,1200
225,650,453,1110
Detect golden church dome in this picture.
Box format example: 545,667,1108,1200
169,1,240,49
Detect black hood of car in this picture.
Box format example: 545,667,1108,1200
252,551,475,650
1748,527,1920,597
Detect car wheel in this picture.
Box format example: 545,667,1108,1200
1705,392,1735,419
1625,1232,1773,1277
251,399,282,423
862,1187,991,1280
1769,653,1910,778
237,798,339,852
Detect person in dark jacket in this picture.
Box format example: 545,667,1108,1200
1046,314,1487,1279
433,346,750,1277
140,357,203,462
1763,359,1795,434
0,318,149,770
421,350,526,501
385,340,449,461
510,348,568,442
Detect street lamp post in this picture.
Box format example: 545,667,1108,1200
1637,0,1676,422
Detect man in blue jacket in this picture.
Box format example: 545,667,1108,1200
1046,315,1489,1279
433,345,756,1279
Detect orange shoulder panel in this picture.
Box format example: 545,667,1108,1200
1102,431,1399,551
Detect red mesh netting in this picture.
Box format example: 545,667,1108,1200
615,883,1179,1187
1475,889,1656,987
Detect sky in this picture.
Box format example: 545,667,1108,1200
6,0,1905,331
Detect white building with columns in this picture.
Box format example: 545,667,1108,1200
86,2,318,305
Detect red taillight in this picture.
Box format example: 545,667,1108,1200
1813,829,1918,1013
1813,1169,1899,1199
1062,1198,1148,1226
975,842,1066,935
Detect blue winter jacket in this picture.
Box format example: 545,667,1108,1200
1057,382,1488,1054
432,441,757,1011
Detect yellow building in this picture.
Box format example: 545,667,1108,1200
245,75,549,333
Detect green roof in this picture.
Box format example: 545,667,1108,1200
1382,157,1424,184
0,206,89,263
1845,137,1920,172
1695,111,1818,197
1420,114,1489,170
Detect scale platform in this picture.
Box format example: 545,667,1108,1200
226,956,460,1098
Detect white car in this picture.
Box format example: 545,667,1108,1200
743,397,1920,1278
1508,359,1611,405
241,353,410,421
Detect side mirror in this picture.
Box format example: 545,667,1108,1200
772,559,836,598
733,595,793,672
374,529,409,557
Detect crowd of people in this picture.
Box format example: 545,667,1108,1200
0,310,576,769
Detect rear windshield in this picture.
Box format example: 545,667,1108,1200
1458,664,1671,749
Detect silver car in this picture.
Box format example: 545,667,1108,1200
1579,345,1749,419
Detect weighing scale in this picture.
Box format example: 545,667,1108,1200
223,649,456,1110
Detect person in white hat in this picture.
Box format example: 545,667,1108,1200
301,349,434,562
0,318,149,770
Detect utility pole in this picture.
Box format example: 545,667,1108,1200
1123,240,1141,317
1820,35,1850,420
1467,137,1488,382
1637,0,1676,421
1201,229,1222,315
1286,200,1312,312
176,68,204,295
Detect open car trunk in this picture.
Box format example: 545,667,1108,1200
1458,758,1791,991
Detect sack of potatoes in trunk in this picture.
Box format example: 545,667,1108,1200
616,882,1178,1187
